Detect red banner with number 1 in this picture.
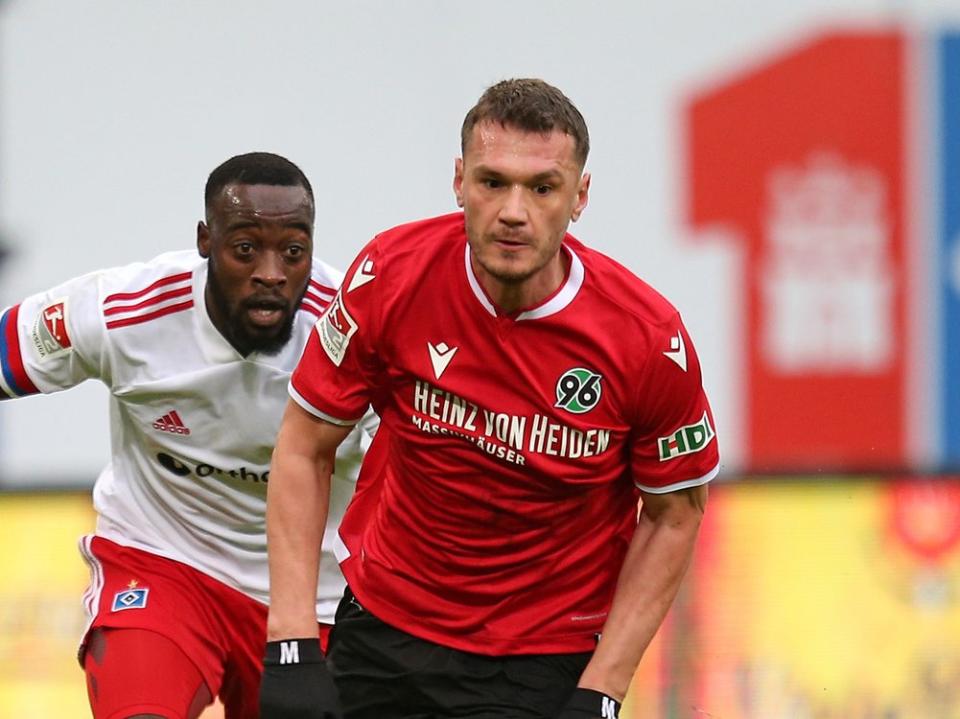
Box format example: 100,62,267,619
686,32,908,471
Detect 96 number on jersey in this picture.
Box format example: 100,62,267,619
555,368,602,414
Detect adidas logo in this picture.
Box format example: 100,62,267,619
152,410,191,436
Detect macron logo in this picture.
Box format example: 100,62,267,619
152,410,191,436
663,331,687,372
279,640,300,665
347,256,376,292
428,341,458,380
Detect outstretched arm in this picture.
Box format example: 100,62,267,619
265,398,352,640
576,483,708,701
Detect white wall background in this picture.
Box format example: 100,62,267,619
1,0,955,485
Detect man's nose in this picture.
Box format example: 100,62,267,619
498,185,528,225
252,252,287,286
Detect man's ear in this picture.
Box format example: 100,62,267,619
570,172,591,222
453,158,465,208
197,221,211,258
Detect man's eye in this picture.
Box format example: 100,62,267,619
483,179,502,189
235,242,254,255
286,245,305,259
534,185,552,195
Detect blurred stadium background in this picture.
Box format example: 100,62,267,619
2,1,959,717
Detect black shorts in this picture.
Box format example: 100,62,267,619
327,587,593,719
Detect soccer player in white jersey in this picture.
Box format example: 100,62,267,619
260,81,718,719
0,152,374,719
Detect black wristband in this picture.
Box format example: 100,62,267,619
556,687,622,719
260,638,341,719
263,637,325,665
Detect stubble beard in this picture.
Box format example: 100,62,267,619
206,261,307,357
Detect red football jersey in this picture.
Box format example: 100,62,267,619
291,212,719,654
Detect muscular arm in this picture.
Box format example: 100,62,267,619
577,483,708,700
265,399,352,640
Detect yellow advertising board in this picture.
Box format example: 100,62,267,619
0,493,94,718
0,493,226,718
642,477,960,718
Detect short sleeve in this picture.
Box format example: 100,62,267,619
290,238,383,425
1,271,108,399
628,314,720,493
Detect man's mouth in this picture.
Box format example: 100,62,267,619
492,235,529,249
243,298,288,328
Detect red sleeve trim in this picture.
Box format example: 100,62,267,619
103,285,192,316
309,279,337,297
103,271,193,304
105,300,194,330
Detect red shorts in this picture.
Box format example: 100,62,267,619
79,535,331,719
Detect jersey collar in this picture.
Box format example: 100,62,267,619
464,242,584,321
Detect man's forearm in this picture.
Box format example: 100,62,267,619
265,432,333,640
578,486,707,700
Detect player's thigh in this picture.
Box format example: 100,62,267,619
492,651,592,718
81,537,234,694
413,649,590,719
327,590,436,717
84,627,212,719
214,592,265,719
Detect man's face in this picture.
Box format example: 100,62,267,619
454,121,590,297
197,183,313,356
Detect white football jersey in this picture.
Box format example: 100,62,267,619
0,249,375,622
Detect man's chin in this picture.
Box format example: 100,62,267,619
233,317,295,356
247,336,288,356
479,260,537,285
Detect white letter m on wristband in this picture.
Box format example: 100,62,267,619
602,697,618,719
280,640,300,665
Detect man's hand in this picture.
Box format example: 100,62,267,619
556,688,622,719
259,638,341,719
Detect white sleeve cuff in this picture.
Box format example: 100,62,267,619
288,383,364,427
634,461,720,494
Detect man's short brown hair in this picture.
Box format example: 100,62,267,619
460,79,590,168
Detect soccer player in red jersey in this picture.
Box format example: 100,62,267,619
0,153,375,719
261,80,719,719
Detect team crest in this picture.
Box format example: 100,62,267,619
318,290,358,367
555,368,602,414
658,412,715,461
30,299,73,361
111,586,149,612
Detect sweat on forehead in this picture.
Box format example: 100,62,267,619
207,184,315,225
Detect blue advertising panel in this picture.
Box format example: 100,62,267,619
940,33,960,467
